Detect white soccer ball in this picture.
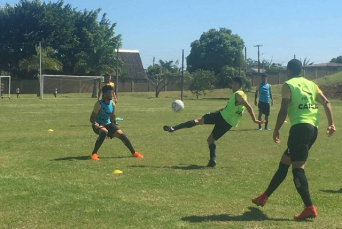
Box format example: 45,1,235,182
171,100,184,112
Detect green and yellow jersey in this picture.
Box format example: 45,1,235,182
220,90,246,127
283,77,322,127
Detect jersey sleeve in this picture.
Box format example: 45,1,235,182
282,83,291,99
315,84,322,94
235,91,245,103
92,101,101,114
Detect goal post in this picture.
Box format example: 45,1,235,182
40,74,104,99
0,76,11,99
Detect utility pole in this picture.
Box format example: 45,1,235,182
254,45,263,74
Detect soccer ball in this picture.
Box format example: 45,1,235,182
171,100,184,112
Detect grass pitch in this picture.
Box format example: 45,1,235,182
0,89,341,229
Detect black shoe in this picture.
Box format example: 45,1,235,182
207,160,216,167
163,126,175,133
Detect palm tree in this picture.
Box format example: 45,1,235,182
18,46,63,74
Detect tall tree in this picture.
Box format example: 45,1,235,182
187,28,245,75
330,56,342,64
0,0,121,78
18,45,63,74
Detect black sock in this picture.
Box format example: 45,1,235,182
265,121,268,129
209,143,216,161
264,162,290,197
292,168,313,206
93,131,107,153
119,134,135,154
173,120,196,131
259,124,261,129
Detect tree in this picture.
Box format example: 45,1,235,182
18,45,63,74
330,56,342,64
0,0,121,78
187,28,245,75
189,70,215,99
145,59,181,98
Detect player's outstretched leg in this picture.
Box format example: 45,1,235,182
118,133,143,158
163,120,196,133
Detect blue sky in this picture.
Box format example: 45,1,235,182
3,0,342,68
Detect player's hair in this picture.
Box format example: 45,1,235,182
232,77,243,87
105,73,111,78
102,84,114,94
261,74,267,78
287,59,302,76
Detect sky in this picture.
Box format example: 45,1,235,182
2,0,342,69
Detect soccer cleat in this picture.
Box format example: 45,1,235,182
132,152,143,158
163,126,175,133
252,193,268,207
207,159,217,167
90,153,99,161
294,205,317,220
258,127,263,130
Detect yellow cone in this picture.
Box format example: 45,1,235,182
48,129,54,132
113,170,123,174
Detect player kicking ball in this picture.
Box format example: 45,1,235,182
163,77,264,167
89,85,143,160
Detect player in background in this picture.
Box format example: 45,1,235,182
255,74,273,130
252,59,335,220
90,85,143,160
163,77,264,167
1,83,4,98
98,74,117,104
16,87,20,98
53,88,57,98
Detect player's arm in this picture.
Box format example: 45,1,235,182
236,93,263,124
269,84,274,105
316,87,335,136
254,85,259,106
97,82,102,100
273,84,290,143
90,102,101,127
113,92,117,104
110,103,116,124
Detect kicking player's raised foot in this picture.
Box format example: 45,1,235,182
163,126,175,133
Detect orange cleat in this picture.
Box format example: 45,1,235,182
252,193,268,207
90,153,99,161
294,205,317,220
132,152,143,158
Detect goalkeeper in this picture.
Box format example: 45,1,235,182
90,85,143,160
98,73,117,104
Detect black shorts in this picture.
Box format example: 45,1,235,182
258,101,270,116
202,112,232,140
92,123,119,138
284,123,318,162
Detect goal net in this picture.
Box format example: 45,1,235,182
40,75,104,99
0,76,11,99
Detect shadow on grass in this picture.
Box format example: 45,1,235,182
181,207,290,222
127,164,206,170
321,188,342,193
52,155,130,161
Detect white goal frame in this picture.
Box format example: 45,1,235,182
0,76,11,99
40,74,104,99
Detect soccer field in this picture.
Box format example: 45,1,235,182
0,91,341,228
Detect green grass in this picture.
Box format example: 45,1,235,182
314,71,342,87
0,90,341,228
